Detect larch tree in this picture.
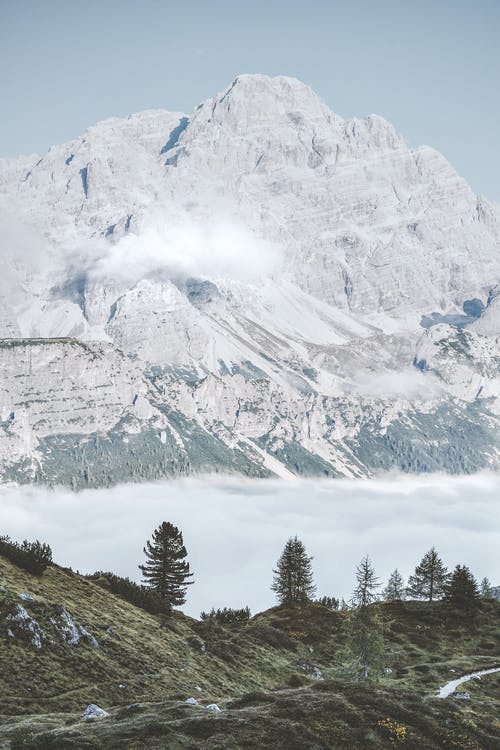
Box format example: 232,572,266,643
271,536,316,605
406,547,449,602
346,556,384,681
139,521,193,609
480,577,493,598
352,556,381,608
383,569,406,601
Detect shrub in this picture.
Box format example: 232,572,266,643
0,536,52,575
200,606,251,624
316,596,339,610
87,571,169,614
287,673,309,687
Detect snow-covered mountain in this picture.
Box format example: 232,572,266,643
1,74,499,485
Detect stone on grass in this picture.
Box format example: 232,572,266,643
82,704,109,718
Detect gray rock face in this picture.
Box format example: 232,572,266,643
1,75,499,484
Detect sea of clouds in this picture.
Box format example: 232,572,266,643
0,473,498,618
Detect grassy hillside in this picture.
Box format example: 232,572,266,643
0,553,499,749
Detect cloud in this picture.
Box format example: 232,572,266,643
0,210,52,295
0,474,498,617
346,367,442,400
83,210,282,285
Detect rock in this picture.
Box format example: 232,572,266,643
297,659,324,680
185,697,198,705
18,592,35,601
50,605,99,647
82,704,109,718
6,604,44,649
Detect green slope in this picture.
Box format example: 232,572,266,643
0,553,499,749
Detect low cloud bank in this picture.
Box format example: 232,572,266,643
347,368,442,400
0,473,498,617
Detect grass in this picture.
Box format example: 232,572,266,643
0,554,499,748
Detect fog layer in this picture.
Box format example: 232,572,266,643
0,474,498,617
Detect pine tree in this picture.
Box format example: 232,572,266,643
346,556,384,680
383,569,406,601
271,536,316,605
444,565,480,613
406,547,449,601
480,577,493,598
139,522,193,609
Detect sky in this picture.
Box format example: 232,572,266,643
1,474,498,617
0,0,499,201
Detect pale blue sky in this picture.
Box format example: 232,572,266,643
1,0,499,200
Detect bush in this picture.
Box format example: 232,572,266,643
87,571,169,615
315,596,339,610
0,536,52,575
200,606,251,624
288,673,309,687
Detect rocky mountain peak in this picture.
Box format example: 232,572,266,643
1,76,499,484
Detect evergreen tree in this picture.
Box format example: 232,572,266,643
444,565,480,613
480,577,493,598
352,556,381,607
383,569,406,601
271,536,316,605
346,556,384,680
139,522,193,608
406,547,449,601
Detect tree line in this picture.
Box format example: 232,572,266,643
131,524,494,619
271,537,492,611
1,523,495,627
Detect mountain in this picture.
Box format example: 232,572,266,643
1,74,500,485
1,550,499,749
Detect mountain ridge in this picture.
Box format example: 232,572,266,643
1,74,499,485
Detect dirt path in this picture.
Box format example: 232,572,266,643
437,666,500,698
